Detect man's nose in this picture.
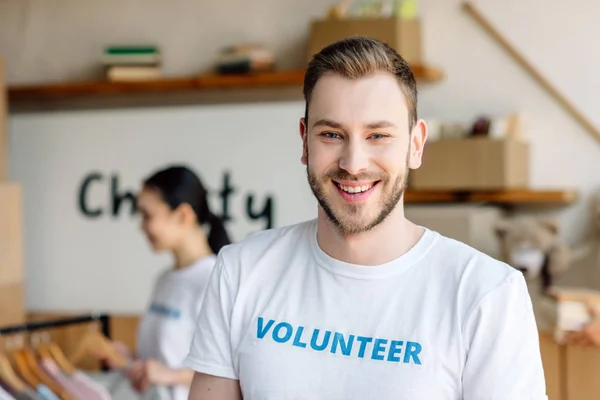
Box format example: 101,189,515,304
339,140,369,175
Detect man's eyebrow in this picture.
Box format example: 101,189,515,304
312,119,343,129
365,120,397,129
311,119,397,130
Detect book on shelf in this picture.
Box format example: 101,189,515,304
102,46,161,64
101,45,162,81
216,44,275,74
106,65,162,82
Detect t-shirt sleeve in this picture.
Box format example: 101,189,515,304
462,272,548,400
190,266,217,321
184,253,238,380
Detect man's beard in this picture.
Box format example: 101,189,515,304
306,151,409,235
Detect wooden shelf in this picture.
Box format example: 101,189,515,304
404,189,578,205
7,65,443,104
7,70,304,101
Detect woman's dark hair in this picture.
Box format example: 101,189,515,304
143,165,231,254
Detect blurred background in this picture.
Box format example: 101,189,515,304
0,0,599,399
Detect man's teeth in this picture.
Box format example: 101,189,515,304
339,183,374,193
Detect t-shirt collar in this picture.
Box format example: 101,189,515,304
309,220,438,280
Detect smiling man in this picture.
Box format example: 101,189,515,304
184,37,547,400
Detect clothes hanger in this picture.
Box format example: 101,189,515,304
0,335,28,393
0,353,27,392
69,325,128,369
17,334,75,400
20,350,74,400
10,335,42,391
35,331,76,377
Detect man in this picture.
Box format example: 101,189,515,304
184,36,547,399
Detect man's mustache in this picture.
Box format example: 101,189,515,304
324,169,388,183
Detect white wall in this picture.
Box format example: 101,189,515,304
10,102,316,313
4,0,600,313
0,0,338,85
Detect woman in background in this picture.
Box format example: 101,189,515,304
103,165,231,400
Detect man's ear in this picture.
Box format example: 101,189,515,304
300,117,308,166
408,119,428,170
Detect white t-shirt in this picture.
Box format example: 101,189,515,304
137,255,217,400
184,219,547,400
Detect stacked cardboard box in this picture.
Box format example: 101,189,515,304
0,59,6,181
308,16,422,65
409,137,530,191
405,204,502,258
0,59,26,327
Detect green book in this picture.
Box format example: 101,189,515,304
104,46,159,55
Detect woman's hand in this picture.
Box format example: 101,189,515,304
125,359,194,392
126,359,171,392
88,340,133,369
111,341,132,359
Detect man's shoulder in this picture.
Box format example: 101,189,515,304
216,219,315,273
424,231,528,333
427,229,522,296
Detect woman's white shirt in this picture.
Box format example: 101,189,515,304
137,255,217,400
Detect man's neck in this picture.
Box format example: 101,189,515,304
316,203,424,266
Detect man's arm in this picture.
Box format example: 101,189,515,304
184,253,241,398
188,372,242,400
462,272,547,399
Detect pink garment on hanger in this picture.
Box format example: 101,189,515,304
38,358,111,400
39,359,87,400
0,385,15,400
70,371,111,400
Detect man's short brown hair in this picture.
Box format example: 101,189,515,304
303,36,418,130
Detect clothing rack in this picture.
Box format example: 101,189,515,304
0,313,113,372
0,313,111,338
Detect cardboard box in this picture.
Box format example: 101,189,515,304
0,182,23,285
551,288,600,342
307,17,422,64
410,138,529,191
405,204,502,259
0,283,26,327
0,59,7,180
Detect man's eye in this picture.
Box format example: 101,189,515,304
322,131,341,139
370,133,388,140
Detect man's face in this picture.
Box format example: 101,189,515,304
300,72,426,235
